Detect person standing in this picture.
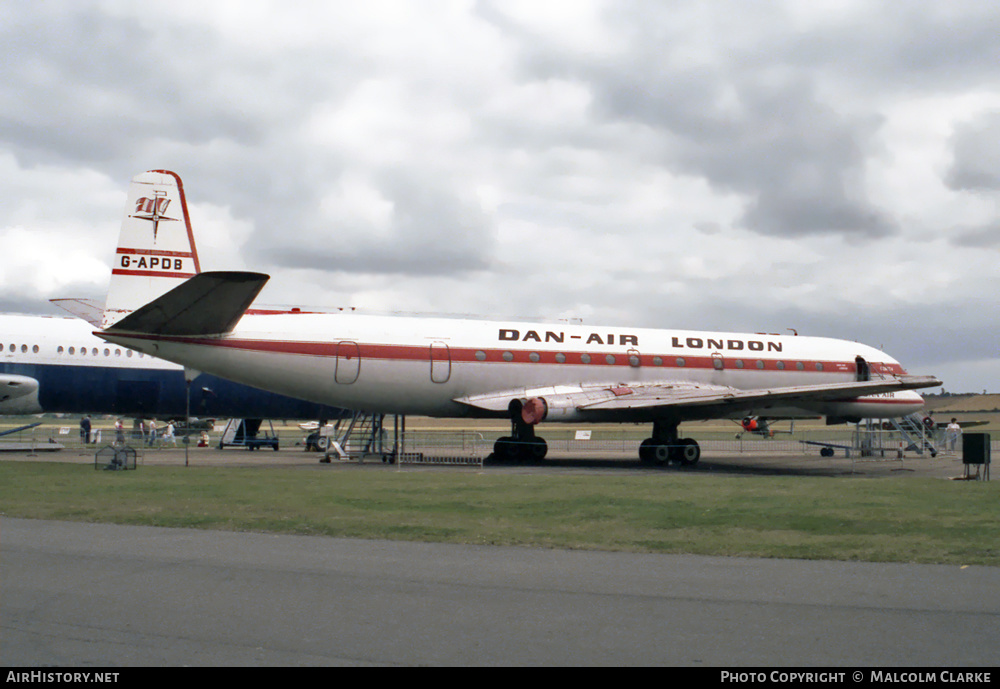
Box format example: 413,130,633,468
163,421,177,446
80,416,91,445
946,418,963,453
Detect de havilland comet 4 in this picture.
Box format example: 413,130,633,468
97,171,941,465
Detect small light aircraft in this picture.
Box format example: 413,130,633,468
739,416,785,438
98,171,941,465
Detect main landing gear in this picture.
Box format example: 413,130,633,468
487,401,701,467
639,420,701,466
490,400,549,464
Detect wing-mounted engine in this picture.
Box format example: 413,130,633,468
518,385,648,424
456,380,734,425
0,375,41,414
457,384,603,423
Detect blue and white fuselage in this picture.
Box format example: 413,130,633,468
0,313,342,419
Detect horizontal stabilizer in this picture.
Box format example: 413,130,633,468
102,271,269,337
51,298,104,327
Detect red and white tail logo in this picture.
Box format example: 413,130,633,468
102,170,201,328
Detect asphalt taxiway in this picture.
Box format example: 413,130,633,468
3,517,999,667
3,446,994,666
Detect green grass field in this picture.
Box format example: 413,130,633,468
2,462,997,565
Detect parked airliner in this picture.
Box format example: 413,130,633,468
0,170,343,421
99,171,940,465
0,312,343,419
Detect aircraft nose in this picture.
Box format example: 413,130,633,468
901,390,926,411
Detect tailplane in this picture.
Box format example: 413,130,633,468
103,271,269,337
101,170,201,329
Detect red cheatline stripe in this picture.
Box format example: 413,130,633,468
117,248,196,258
112,332,905,375
833,397,920,404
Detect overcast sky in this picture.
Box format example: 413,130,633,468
2,1,998,392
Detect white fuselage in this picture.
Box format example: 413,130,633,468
113,311,927,422
2,314,175,373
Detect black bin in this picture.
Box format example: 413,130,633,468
962,433,991,466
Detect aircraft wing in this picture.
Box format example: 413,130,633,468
456,375,942,423
935,420,990,429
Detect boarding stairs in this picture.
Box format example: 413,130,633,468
219,418,280,450
321,411,386,461
858,364,940,457
887,413,939,457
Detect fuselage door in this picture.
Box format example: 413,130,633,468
430,341,451,384
855,356,870,382
335,341,361,384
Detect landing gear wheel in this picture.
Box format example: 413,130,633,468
493,437,517,462
528,437,548,461
492,436,548,463
676,438,700,466
639,438,680,466
639,438,657,465
653,443,671,464
494,400,550,465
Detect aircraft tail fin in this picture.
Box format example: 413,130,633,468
103,271,269,337
101,170,201,329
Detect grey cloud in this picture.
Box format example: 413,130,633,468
946,111,1000,191
948,223,1000,248
493,6,898,240
253,170,498,277
2,2,998,391
0,6,350,174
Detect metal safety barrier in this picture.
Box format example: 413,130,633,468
394,431,486,466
